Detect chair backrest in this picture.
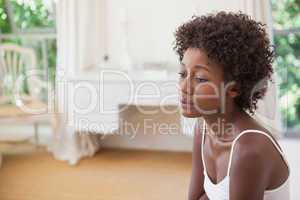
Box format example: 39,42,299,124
0,43,39,103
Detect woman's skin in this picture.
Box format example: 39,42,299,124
179,48,289,200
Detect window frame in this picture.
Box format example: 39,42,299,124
272,6,300,138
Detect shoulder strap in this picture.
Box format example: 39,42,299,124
201,120,207,173
227,129,290,176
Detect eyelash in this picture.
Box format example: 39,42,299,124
178,72,186,78
178,72,208,83
195,78,208,83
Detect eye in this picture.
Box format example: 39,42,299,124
178,71,187,79
195,77,208,83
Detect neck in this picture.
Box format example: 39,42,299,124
202,107,247,139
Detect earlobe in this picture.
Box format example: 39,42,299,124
227,81,240,98
229,89,239,98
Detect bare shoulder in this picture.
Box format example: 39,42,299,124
227,132,273,199
228,132,274,198
232,130,283,164
229,130,289,191
231,131,280,170
234,131,274,153
231,133,267,168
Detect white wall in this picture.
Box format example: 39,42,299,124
279,139,300,200
105,0,241,68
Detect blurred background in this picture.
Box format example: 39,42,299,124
0,0,299,133
0,0,299,199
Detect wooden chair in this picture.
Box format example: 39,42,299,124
0,43,54,159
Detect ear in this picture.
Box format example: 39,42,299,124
226,81,240,98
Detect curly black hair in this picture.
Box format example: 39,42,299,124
173,11,275,115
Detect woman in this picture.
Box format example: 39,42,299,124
173,12,290,200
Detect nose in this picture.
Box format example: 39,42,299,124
180,76,193,96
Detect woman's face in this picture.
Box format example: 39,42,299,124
179,48,227,118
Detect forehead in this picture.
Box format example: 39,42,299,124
182,48,210,66
181,48,223,76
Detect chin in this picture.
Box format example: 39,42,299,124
180,109,201,118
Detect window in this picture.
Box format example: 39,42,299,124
0,0,56,100
271,0,300,136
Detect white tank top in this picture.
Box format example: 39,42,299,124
201,121,290,200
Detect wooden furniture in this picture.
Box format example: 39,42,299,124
68,69,185,134
0,43,54,161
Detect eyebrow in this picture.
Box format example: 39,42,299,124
181,62,210,72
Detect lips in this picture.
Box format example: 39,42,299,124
180,98,194,107
181,99,193,104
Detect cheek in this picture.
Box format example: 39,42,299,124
193,84,221,110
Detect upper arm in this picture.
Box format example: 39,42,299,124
229,134,271,200
188,119,206,200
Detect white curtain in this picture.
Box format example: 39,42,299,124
239,0,283,137
47,0,106,165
